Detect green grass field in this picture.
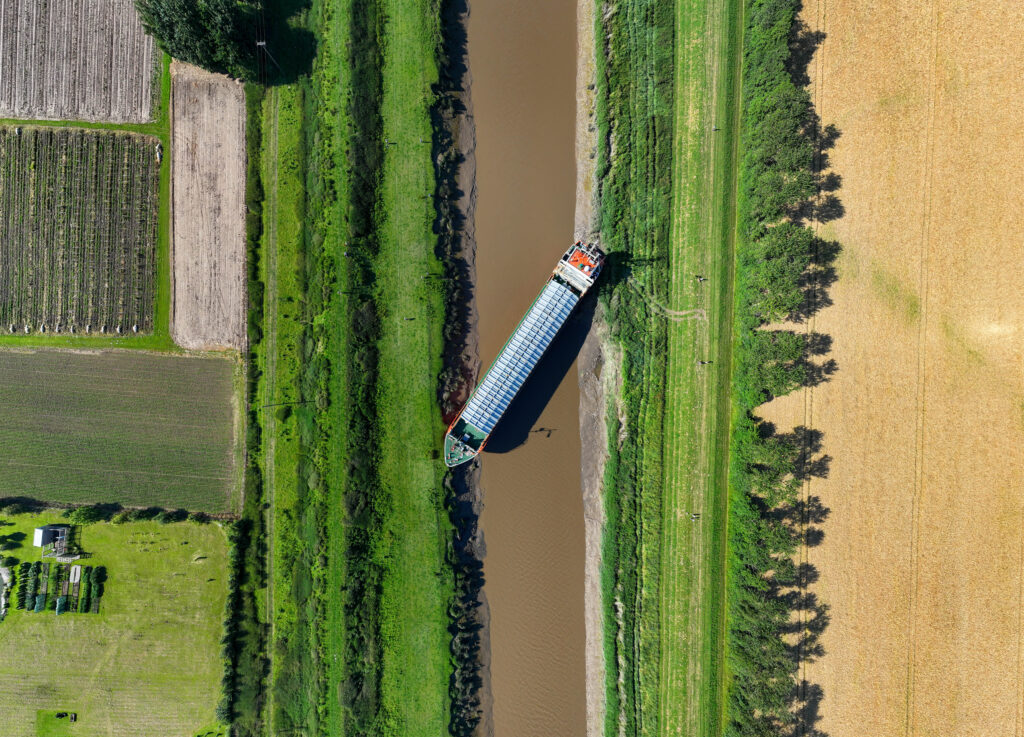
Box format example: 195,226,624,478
0,513,227,737
0,349,240,512
594,0,743,734
258,81,314,735
656,0,742,735
373,1,452,733
249,0,454,733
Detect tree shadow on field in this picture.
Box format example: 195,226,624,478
257,0,317,84
753,417,833,736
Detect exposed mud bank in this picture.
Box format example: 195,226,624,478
572,0,612,736
434,2,490,736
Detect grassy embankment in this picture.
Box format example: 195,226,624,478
594,0,744,734
598,0,827,732
596,0,828,732
657,1,742,736
249,1,453,735
592,1,674,735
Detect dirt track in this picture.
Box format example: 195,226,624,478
0,0,155,122
170,62,246,351
760,2,1024,735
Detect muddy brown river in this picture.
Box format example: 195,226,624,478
468,1,587,735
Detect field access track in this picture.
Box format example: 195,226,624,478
0,350,238,512
0,127,159,335
0,0,155,122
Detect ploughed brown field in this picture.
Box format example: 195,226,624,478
0,0,155,122
170,62,246,351
760,1,1024,735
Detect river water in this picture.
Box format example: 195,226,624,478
468,1,588,735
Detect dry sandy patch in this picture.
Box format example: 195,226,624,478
170,62,246,351
0,0,156,122
760,1,1024,736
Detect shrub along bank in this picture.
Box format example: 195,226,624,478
216,81,269,737
592,1,676,734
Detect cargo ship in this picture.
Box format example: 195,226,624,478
444,241,604,467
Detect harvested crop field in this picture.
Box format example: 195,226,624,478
760,1,1024,736
0,127,159,335
0,349,239,512
170,62,245,351
0,0,156,123
0,513,228,737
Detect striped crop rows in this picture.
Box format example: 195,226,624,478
0,0,156,123
0,127,159,334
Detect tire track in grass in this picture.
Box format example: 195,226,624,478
904,1,940,732
658,0,740,735
260,87,280,732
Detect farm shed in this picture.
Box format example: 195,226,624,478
33,525,68,548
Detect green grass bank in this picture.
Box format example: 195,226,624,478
243,1,458,735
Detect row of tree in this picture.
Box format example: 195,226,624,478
726,0,832,734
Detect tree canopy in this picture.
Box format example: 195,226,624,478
134,0,261,81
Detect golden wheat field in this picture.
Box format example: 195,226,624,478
759,1,1024,735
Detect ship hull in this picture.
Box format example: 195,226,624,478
443,242,603,467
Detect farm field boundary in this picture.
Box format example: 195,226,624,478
0,513,228,737
0,0,157,123
0,349,240,513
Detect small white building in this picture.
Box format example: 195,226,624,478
33,525,69,548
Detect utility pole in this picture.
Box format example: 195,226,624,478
256,41,284,75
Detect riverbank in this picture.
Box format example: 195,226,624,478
572,0,610,736
586,0,742,735
249,1,457,734
433,2,491,736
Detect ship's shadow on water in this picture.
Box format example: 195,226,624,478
483,291,596,454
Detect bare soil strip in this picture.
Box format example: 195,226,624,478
761,1,1024,735
0,0,155,122
170,62,246,351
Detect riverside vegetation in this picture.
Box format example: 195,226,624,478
592,0,676,734
594,0,834,734
156,0,480,735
